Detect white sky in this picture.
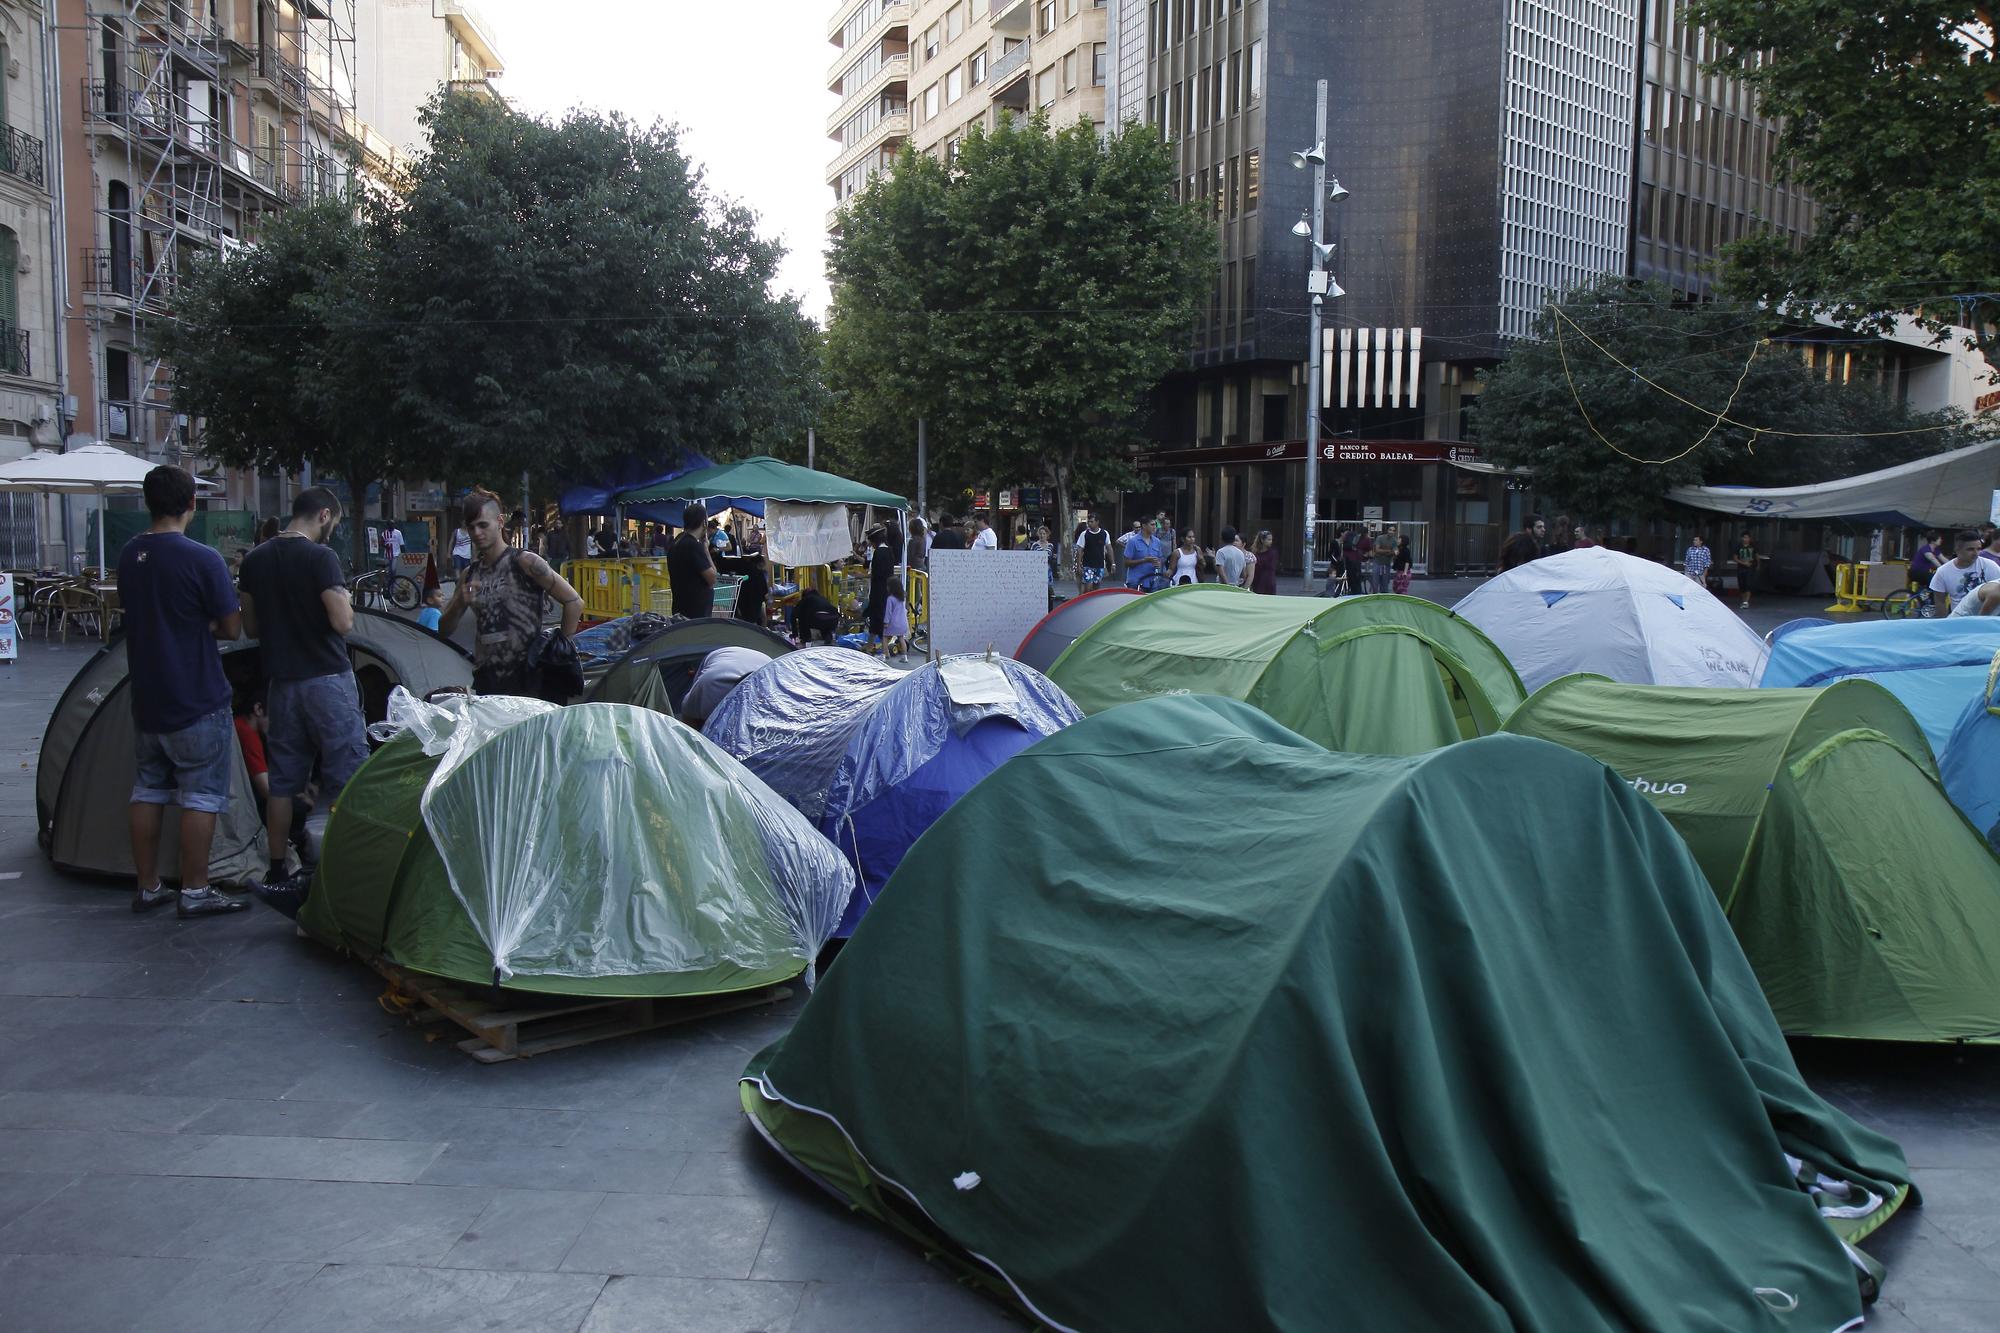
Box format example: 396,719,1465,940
474,0,837,321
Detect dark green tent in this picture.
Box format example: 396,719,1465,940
743,696,1911,1331
1505,675,2000,1042
1045,586,1524,754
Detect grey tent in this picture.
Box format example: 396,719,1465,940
1014,587,1142,675
38,610,472,885
587,617,791,713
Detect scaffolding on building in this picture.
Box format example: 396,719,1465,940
78,0,356,462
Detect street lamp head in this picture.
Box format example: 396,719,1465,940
1290,142,1326,171
1291,213,1313,238
1327,177,1350,201
1313,241,1337,267
1326,276,1346,299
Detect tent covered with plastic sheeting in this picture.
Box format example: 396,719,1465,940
1013,587,1142,674
1046,585,1524,755
37,610,471,885
1941,654,1999,848
1759,617,2000,759
701,647,906,822
587,617,791,712
300,694,854,997
742,696,1914,1332
1450,546,1768,691
1506,675,2000,1041
819,656,1082,936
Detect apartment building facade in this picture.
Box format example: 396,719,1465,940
354,0,501,155
826,0,1110,227
1114,0,1987,572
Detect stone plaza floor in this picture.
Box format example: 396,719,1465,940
0,587,1996,1331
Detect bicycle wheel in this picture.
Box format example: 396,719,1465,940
387,574,422,611
349,578,378,611
1881,589,1922,620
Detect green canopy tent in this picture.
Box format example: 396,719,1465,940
1045,585,1525,753
743,696,1911,1331
613,454,907,508
300,700,854,998
1506,676,2000,1041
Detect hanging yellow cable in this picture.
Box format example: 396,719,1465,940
1549,304,1963,438
1554,315,1765,465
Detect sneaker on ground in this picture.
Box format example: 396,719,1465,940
177,886,248,918
131,884,175,914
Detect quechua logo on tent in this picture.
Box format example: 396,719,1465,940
1628,776,1690,797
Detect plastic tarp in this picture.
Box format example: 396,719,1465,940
1667,437,2000,527
1760,618,2000,758
819,656,1083,935
1506,676,2000,1042
559,451,712,516
382,690,853,983
1941,654,1999,847
1047,585,1524,755
701,647,906,822
742,696,1912,1332
1450,547,1769,691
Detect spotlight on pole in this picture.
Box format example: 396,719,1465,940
1292,212,1313,238
1327,177,1350,201
1290,142,1326,170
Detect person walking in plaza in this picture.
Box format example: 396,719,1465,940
1213,525,1248,590
1500,515,1545,571
238,486,371,912
118,465,247,919
906,517,930,572
1392,536,1414,595
451,520,472,578
1027,524,1059,599
1549,516,1573,558
1074,513,1113,592
664,502,718,619
440,487,584,696
930,514,966,551
380,522,403,570
1250,530,1279,594
1367,534,1394,594
1683,533,1713,590
971,515,999,551
1732,531,1759,610
1171,531,1204,585
865,525,895,646
716,528,770,627
1932,530,2000,615
1122,520,1162,589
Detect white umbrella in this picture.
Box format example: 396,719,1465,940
0,444,218,574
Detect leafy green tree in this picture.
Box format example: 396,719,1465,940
152,200,403,563
823,116,1216,528
1690,0,2000,371
1475,278,1979,520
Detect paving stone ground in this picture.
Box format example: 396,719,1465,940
0,585,1993,1331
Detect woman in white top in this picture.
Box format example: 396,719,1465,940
1172,533,1204,585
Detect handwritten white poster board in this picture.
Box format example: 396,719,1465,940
927,548,1047,658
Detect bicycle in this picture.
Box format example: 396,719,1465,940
347,565,422,612
1881,582,1939,620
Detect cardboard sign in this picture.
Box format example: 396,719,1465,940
927,548,1047,658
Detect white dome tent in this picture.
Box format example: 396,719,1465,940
1451,547,1770,692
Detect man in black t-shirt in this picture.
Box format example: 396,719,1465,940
667,502,717,617
930,514,967,551
237,486,367,909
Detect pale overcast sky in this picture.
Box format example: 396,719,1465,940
475,0,836,320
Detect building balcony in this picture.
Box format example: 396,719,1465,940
830,0,911,44
826,111,910,182
990,42,1031,107
828,56,909,132
991,0,1033,34
0,127,45,189
447,76,507,105
829,36,909,93
0,323,30,377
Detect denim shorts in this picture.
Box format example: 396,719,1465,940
266,671,369,800
132,706,235,814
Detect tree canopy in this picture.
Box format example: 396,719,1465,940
1474,278,1979,520
1690,0,2000,371
156,93,821,547
821,116,1215,526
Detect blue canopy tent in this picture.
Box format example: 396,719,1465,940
818,656,1081,937
1761,618,2000,760
558,453,767,525
1941,654,1999,847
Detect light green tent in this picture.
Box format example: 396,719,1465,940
1506,675,2000,1042
615,454,908,507
300,702,853,997
1045,586,1524,753
743,696,1911,1331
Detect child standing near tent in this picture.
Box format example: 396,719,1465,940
882,577,912,661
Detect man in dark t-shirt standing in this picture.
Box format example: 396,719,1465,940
237,486,367,912
667,501,718,618
117,465,247,919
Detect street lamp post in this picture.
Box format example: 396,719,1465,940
1292,79,1347,593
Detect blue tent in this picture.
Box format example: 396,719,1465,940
702,647,907,822
1941,655,1999,848
818,657,1082,937
1761,619,2000,759
557,453,767,524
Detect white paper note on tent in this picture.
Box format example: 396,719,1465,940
939,656,1014,707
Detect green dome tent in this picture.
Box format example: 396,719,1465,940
586,617,790,713
742,697,1911,1331
37,610,471,886
301,699,853,998
1506,676,2000,1042
1044,586,1524,753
